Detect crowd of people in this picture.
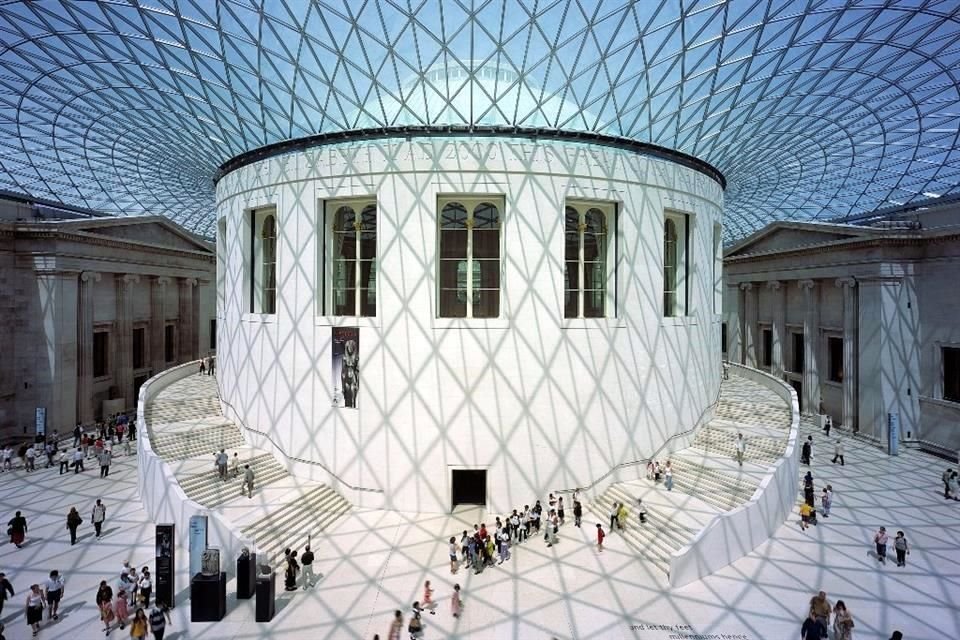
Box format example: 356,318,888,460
94,561,170,638
801,590,905,640
212,448,256,498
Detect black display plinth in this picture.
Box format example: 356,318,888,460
190,572,226,622
255,572,276,622
237,553,256,599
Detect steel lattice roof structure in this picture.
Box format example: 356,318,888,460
0,1,958,239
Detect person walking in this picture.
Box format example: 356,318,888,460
833,600,855,640
215,449,228,481
72,447,84,473
894,531,910,567
231,452,240,478
573,500,583,527
2,445,12,471
96,580,114,633
809,590,832,631
25,584,44,637
947,471,959,500
874,526,889,564
114,589,129,630
8,511,27,548
24,444,36,472
820,488,832,518
451,584,463,619
557,496,565,525
284,550,299,591
43,570,64,621
608,501,618,532
92,499,106,538
422,580,436,615
735,432,746,466
301,545,316,589
804,471,815,506
832,439,845,465
0,573,14,617
801,611,827,640
66,507,82,545
198,359,206,375
73,424,82,448
616,502,629,531
944,468,954,498
448,536,458,574
58,449,69,475
665,460,674,491
129,607,149,639
148,604,171,640
637,498,647,524
138,569,152,607
242,464,255,498
799,501,813,530
98,448,112,478
596,523,605,552
801,436,812,465
387,609,404,639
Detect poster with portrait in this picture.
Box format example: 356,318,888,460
332,327,360,409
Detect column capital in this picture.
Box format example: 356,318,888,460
155,276,171,287
798,279,816,290
181,277,199,287
121,274,141,285
765,280,782,291
835,277,857,289
79,271,101,283
739,282,753,291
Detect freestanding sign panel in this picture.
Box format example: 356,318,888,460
155,523,175,607
35,408,46,437
188,515,208,578
888,412,900,456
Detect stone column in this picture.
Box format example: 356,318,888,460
725,283,742,364
767,280,785,378
77,271,101,424
741,282,758,368
150,277,170,374
799,280,821,416
837,277,858,430
179,278,198,362
115,274,139,410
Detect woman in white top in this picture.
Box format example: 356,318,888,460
25,583,44,636
664,461,674,491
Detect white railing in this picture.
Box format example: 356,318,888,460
667,363,800,588
136,361,252,578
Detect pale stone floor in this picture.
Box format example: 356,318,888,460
0,422,958,639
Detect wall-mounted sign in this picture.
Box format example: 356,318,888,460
188,515,208,577
332,327,360,409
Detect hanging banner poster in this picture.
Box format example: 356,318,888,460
188,515,208,578
332,327,360,409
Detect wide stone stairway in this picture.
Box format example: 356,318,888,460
587,372,792,579
144,374,351,566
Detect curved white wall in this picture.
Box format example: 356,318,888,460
216,137,724,513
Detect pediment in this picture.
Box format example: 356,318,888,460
726,225,865,257
77,220,210,253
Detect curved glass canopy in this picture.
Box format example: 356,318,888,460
0,1,958,239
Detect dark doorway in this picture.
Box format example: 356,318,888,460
133,375,150,407
451,469,486,509
790,380,802,413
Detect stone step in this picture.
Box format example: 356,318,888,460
186,464,290,508
669,460,757,494
585,500,670,575
604,486,699,537
178,454,276,492
242,485,351,539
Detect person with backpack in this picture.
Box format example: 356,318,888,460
894,531,910,567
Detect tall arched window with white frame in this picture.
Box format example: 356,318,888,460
564,202,615,318
438,197,501,318
329,200,377,317
663,211,690,317
249,206,278,315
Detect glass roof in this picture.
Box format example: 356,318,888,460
0,1,958,240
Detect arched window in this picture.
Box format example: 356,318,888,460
330,201,377,317
261,214,277,314
438,198,501,318
564,202,615,318
663,212,689,317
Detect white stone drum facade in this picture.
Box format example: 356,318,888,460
215,135,724,513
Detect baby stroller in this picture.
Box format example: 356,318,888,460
807,508,818,526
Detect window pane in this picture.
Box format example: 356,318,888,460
473,202,499,229
438,259,465,317
564,207,579,262
93,332,108,377
664,218,678,316
474,289,500,318
828,337,844,382
333,288,356,316
359,288,376,317
583,290,604,317
440,229,467,258
440,202,468,228
472,228,499,258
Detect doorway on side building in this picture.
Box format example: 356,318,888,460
133,374,150,407
451,469,486,509
790,380,802,413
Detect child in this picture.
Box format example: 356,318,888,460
451,584,462,618
596,523,605,552
799,502,812,530
422,581,436,614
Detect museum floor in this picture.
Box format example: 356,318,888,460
0,410,957,639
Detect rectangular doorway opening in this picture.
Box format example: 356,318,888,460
790,380,802,413
451,469,486,509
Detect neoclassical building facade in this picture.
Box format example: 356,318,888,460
723,200,960,456
214,130,726,513
0,193,216,438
